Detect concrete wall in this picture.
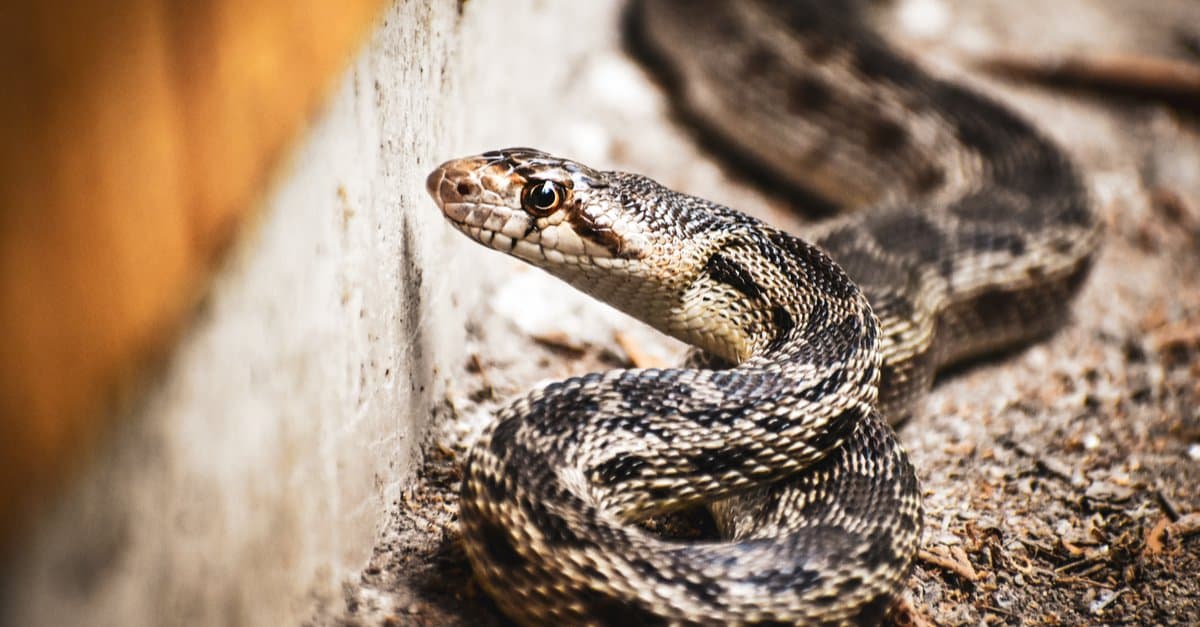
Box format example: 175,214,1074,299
0,1,622,625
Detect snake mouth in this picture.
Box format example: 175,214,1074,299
439,202,521,254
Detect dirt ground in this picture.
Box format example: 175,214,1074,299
309,1,1200,625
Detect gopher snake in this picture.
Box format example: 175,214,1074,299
425,1,1099,624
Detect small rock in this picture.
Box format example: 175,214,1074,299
897,0,951,38
1037,456,1074,481
1086,481,1135,502
1187,443,1200,461
1090,589,1122,615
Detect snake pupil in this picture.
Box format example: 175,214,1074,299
523,180,563,215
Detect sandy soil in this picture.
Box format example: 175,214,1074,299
309,1,1200,624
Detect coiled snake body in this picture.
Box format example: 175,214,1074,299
425,1,1099,624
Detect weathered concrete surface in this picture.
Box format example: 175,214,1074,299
0,1,619,626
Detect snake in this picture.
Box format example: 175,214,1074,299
423,1,1100,624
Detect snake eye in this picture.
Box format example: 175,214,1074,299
521,180,565,216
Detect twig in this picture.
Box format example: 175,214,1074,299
977,51,1200,108
918,547,979,582
1143,516,1170,556
1156,489,1182,522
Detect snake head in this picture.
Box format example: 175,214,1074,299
426,148,650,265
427,147,773,362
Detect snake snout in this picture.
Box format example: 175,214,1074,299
427,160,478,205
426,158,499,210
426,163,476,225
425,167,447,205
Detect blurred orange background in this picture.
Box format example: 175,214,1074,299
0,0,383,548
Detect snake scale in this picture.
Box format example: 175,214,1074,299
425,1,1100,624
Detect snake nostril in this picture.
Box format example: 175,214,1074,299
456,181,474,197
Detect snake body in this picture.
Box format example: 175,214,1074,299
425,1,1099,624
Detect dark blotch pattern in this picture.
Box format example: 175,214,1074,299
814,313,866,367
489,416,522,456
744,45,777,78
572,587,670,627
682,404,753,428
807,404,865,454
776,0,826,34
755,413,793,434
850,40,923,86
788,74,832,113
865,117,907,153
740,563,822,595
801,299,830,339
950,192,1020,223
912,165,946,194
705,252,763,299
934,83,1029,161
852,594,894,626
593,454,650,485
689,446,754,475
958,230,1026,256
478,518,523,568
569,209,629,258
800,368,847,403
524,378,605,443
529,503,587,546
1055,199,1096,228
867,212,944,264
765,306,796,353
767,231,857,300
481,474,508,503
990,142,1075,202
679,578,722,605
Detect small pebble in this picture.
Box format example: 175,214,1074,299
1086,481,1135,502
1082,433,1101,450
896,0,950,38
1037,456,1074,481
1090,589,1120,614
1187,443,1200,461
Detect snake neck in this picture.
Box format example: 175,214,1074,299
670,225,882,377
507,170,883,373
